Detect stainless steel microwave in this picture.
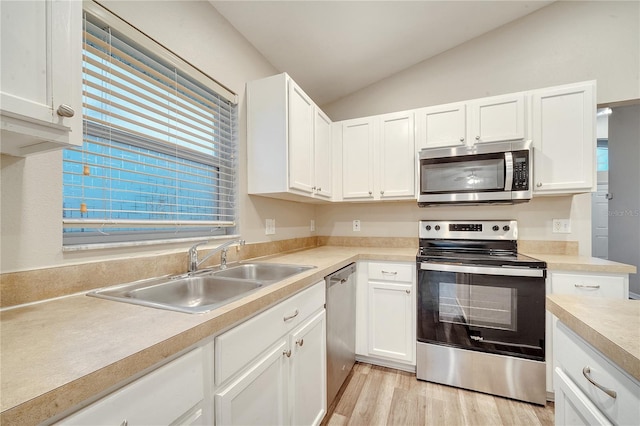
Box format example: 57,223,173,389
418,140,532,206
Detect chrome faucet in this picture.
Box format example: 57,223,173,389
188,239,245,272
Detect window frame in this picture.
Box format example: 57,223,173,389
62,1,239,251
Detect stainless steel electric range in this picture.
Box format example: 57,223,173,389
416,220,547,405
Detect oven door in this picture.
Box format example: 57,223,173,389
417,262,545,361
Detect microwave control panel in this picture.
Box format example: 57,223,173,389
512,150,529,190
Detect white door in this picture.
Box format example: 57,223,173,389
367,281,413,363
415,102,466,149
215,340,288,426
290,310,327,426
592,183,609,259
532,83,595,193
469,94,525,144
288,80,315,194
313,108,332,199
342,118,374,199
378,111,415,199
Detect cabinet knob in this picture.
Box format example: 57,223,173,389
405,289,411,294
459,137,465,143
536,182,543,187
312,186,316,191
283,349,292,358
317,187,321,192
368,191,372,196
380,190,384,195
475,135,480,141
296,338,304,347
56,104,75,118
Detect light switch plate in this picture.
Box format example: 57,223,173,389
265,219,276,235
310,219,315,232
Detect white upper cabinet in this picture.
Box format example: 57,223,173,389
0,0,82,156
531,81,596,195
416,93,525,150
247,73,333,202
340,111,415,201
378,111,416,199
415,102,466,149
341,117,376,200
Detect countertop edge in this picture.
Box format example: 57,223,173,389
546,294,640,382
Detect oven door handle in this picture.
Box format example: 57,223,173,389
420,262,545,278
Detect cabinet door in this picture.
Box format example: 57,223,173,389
342,118,375,199
367,281,414,363
415,102,466,149
314,108,333,199
554,368,612,426
532,82,596,194
59,348,205,426
290,310,327,426
378,111,415,199
215,340,289,426
288,80,315,194
469,94,525,144
0,0,81,155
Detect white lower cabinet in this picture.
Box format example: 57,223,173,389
57,347,209,426
214,281,326,426
554,322,639,425
546,270,629,395
356,261,416,369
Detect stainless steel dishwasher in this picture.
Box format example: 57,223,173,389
325,262,357,407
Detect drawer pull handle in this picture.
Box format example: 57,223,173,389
381,270,398,275
574,284,600,290
296,338,304,347
283,309,299,322
283,349,292,358
582,366,617,399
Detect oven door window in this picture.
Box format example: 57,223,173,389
439,282,517,332
421,153,505,194
417,268,545,361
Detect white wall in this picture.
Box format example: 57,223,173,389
0,0,316,273
322,1,640,120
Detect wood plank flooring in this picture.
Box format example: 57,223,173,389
322,363,554,426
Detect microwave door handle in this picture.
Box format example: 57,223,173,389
504,152,513,191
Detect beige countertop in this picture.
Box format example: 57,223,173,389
547,294,640,382
0,246,415,425
525,253,636,274
2,243,636,425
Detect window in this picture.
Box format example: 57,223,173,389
596,139,609,172
63,5,237,248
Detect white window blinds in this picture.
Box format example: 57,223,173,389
63,8,237,248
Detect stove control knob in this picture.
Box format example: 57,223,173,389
503,225,510,231
435,225,441,231
425,225,431,231
492,225,500,231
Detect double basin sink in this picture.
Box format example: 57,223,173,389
88,263,316,314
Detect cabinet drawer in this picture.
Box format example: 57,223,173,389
550,272,626,299
215,281,325,385
59,348,204,425
555,323,640,425
367,262,414,283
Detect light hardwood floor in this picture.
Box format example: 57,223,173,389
322,363,554,426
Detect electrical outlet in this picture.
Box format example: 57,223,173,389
552,219,571,234
265,219,276,235
353,220,361,232
310,219,315,232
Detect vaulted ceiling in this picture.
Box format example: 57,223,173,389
211,1,554,106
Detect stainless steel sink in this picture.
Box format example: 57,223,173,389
87,263,315,314
211,263,315,282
